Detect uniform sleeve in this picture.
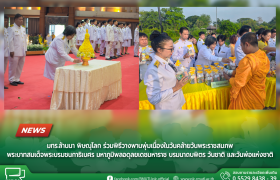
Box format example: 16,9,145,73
172,44,184,62
134,29,137,41
201,49,222,62
197,41,202,51
106,27,110,41
226,47,231,58
56,39,74,62
8,27,14,53
229,56,252,99
144,68,175,105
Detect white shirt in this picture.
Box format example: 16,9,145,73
90,24,97,41
197,38,204,51
85,23,90,29
118,27,124,42
139,45,155,80
105,24,114,42
8,23,27,57
97,26,101,40
134,28,139,42
214,44,231,64
195,45,222,66
172,38,196,68
112,25,118,41
234,36,246,66
268,37,276,47
100,25,106,41
122,27,127,40
46,35,52,46
126,27,132,39
4,27,10,57
45,34,78,64
76,27,84,40
81,26,86,40
144,55,185,110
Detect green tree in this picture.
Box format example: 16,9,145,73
161,7,188,31
197,14,211,28
216,20,240,38
185,15,199,28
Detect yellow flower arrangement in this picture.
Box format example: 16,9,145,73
78,29,95,66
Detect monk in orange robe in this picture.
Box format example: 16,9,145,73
224,32,270,109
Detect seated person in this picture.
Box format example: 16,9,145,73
224,32,270,110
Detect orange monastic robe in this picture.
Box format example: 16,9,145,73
228,49,270,110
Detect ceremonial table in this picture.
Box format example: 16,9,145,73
50,60,122,110
139,77,276,110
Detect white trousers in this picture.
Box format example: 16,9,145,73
91,41,97,50
105,41,113,59
9,56,25,82
117,42,123,55
100,41,106,55
110,41,117,57
4,57,9,74
134,42,139,56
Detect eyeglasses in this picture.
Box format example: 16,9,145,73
161,48,174,52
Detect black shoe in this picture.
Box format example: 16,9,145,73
105,58,112,60
111,56,117,59
4,86,8,89
118,55,123,57
125,52,129,55
134,55,139,57
114,56,119,58
100,54,105,56
10,82,18,86
16,81,24,84
121,53,125,55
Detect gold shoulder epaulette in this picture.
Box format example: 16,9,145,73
154,60,160,68
10,24,14,27
174,40,179,44
22,25,25,28
62,36,65,40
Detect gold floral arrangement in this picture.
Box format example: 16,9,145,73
77,29,95,66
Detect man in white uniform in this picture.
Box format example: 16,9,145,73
105,19,114,60
90,19,97,56
267,29,276,61
84,19,90,30
121,23,127,55
4,15,9,89
235,25,251,66
8,14,27,86
134,24,139,57
197,31,205,51
100,21,107,57
110,20,119,59
95,22,101,53
214,35,231,65
172,27,195,68
125,23,132,54
117,22,124,57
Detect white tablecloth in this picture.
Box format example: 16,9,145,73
50,60,122,110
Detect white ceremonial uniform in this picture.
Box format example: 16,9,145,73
139,45,155,80
76,27,84,45
195,45,222,66
126,27,132,47
46,35,52,47
8,23,27,83
105,24,114,59
172,38,196,68
134,28,139,56
97,26,101,45
214,44,231,65
44,34,78,81
144,55,186,110
122,27,127,47
85,23,90,30
197,38,204,52
267,37,276,61
234,37,246,66
100,25,106,55
117,27,124,56
90,24,97,50
110,25,119,56
4,27,10,74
